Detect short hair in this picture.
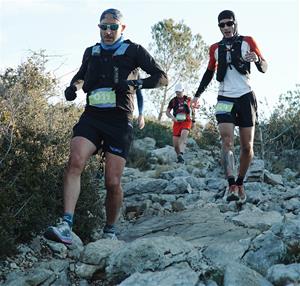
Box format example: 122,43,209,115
218,10,236,22
100,8,123,22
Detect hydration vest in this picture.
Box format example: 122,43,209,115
173,96,191,117
82,40,139,92
216,35,250,82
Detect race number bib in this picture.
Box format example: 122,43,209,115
88,88,116,108
176,113,187,121
215,101,234,115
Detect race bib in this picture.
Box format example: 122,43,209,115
88,88,116,108
176,113,187,121
215,101,234,114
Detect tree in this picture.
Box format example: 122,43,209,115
148,18,208,121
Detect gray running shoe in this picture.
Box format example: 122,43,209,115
102,232,118,240
102,225,118,240
44,221,72,244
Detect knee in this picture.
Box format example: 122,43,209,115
105,177,121,192
241,144,254,156
67,154,86,174
222,136,234,150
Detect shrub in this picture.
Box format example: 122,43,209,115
260,85,300,170
132,117,173,147
0,52,105,257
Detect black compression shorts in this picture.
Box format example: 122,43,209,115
215,91,257,127
72,112,133,160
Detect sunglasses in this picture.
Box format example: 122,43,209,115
99,23,120,31
218,21,235,28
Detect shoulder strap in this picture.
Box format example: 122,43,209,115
113,43,130,56
91,44,101,56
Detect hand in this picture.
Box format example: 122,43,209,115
137,115,145,129
191,96,200,108
64,85,77,101
244,51,259,62
114,80,139,94
191,121,195,129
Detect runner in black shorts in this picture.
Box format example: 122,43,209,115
216,91,257,127
192,10,267,204
44,8,168,244
73,112,133,159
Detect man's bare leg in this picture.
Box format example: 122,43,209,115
104,152,126,226
218,123,235,178
64,137,97,214
238,126,255,177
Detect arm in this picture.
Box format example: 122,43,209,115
255,57,268,73
191,106,196,122
166,108,176,122
244,36,268,73
70,47,91,87
135,45,168,89
136,88,145,129
194,69,215,97
194,44,217,98
136,88,144,115
64,48,90,101
166,99,176,122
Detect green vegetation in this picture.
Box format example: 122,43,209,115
0,52,105,257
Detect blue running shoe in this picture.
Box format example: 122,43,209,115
44,221,72,244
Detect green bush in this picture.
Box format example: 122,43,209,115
260,86,300,170
132,117,173,147
0,52,105,257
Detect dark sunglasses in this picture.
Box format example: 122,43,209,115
99,23,119,31
218,21,235,28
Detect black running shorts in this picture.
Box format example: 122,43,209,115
215,91,257,127
72,112,133,160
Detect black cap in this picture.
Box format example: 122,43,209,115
218,10,236,22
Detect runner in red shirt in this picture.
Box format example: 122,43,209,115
192,10,267,204
167,83,195,163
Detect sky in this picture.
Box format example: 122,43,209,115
1,0,299,118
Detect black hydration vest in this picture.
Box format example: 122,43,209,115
173,96,190,116
216,35,251,82
82,40,139,92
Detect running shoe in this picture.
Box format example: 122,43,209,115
237,185,247,204
177,154,185,163
102,232,118,240
225,185,239,202
44,221,72,245
102,225,118,240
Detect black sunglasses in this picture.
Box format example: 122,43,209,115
99,23,120,31
218,21,235,28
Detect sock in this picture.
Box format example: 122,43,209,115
228,176,235,186
63,212,73,227
103,224,116,234
236,176,244,186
